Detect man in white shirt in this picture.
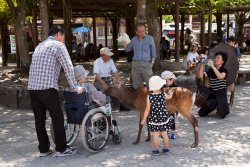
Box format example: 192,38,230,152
93,47,119,91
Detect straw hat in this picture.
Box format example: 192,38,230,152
100,47,114,56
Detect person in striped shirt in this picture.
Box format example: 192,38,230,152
198,52,230,119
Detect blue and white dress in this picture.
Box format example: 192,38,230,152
148,92,173,132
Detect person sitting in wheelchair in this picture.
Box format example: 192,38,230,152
74,65,107,107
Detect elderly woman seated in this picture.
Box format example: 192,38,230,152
198,51,230,119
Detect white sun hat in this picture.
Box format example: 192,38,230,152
161,70,176,80
100,47,114,56
149,75,166,91
74,65,89,81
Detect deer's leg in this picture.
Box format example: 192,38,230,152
228,83,235,106
180,109,199,148
189,114,199,148
133,117,143,145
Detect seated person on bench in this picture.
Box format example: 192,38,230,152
74,65,106,106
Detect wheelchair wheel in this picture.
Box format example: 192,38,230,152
81,109,110,153
50,121,80,146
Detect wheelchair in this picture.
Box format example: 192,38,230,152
50,90,122,153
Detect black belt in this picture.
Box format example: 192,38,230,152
101,77,110,79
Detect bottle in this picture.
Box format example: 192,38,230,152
205,60,211,72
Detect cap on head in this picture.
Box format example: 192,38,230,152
100,47,114,56
149,76,166,91
161,71,176,80
74,65,89,81
192,42,201,47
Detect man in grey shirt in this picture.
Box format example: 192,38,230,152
123,22,156,88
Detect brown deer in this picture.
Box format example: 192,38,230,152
106,83,199,148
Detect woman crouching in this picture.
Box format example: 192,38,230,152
198,51,230,119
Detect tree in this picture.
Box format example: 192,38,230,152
146,0,161,68
226,0,250,46
39,0,49,41
0,0,11,66
6,0,30,70
26,0,39,48
136,0,146,23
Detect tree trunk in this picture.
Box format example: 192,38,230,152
174,1,180,61
39,0,49,41
92,16,97,59
104,18,108,47
111,17,119,61
235,12,247,47
0,19,9,66
136,0,146,23
63,0,72,56
200,11,205,49
14,1,30,70
125,12,135,62
146,0,161,69
180,14,185,54
6,0,30,70
215,12,222,42
15,33,21,69
208,8,212,46
32,9,38,46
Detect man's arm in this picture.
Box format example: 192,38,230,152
57,44,83,93
123,39,133,52
150,36,156,64
113,72,119,81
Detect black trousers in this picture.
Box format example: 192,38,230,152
29,89,67,153
198,88,230,118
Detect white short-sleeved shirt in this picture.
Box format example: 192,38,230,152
187,52,199,63
93,57,117,77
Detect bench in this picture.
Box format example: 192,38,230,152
236,67,250,85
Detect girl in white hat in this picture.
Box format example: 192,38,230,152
141,76,174,156
74,65,106,106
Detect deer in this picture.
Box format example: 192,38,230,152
105,82,199,148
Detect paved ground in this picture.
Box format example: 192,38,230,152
0,84,250,167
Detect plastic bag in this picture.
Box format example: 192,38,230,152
117,33,131,43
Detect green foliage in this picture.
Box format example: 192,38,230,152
26,0,38,14
162,15,173,23
0,0,11,20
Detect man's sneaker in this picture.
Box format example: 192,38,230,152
169,133,177,139
39,148,54,157
162,148,170,154
152,150,160,156
53,146,77,157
